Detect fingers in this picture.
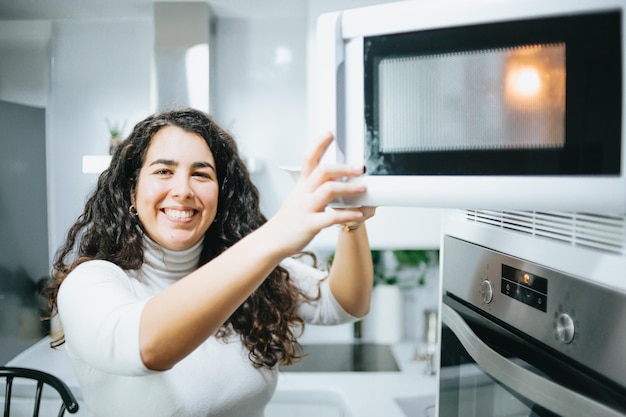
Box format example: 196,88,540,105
306,179,366,212
310,207,366,231
301,132,334,177
299,131,365,187
332,206,377,223
272,131,373,253
303,163,364,190
295,131,369,213
359,206,377,220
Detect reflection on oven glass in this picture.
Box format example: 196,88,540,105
441,362,537,417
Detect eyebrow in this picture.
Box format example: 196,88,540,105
149,159,216,172
193,161,216,172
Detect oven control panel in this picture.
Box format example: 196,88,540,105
500,264,548,312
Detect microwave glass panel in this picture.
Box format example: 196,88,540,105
378,43,565,153
363,11,621,176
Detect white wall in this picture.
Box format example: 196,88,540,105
46,18,152,260
212,16,308,217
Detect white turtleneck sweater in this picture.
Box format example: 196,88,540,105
57,237,355,417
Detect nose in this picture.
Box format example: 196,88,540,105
172,175,194,199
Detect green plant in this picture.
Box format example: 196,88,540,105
106,119,127,154
372,249,438,288
327,249,438,288
106,119,126,139
371,249,393,285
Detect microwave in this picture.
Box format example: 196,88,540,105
315,0,626,214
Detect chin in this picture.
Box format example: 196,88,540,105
160,234,203,251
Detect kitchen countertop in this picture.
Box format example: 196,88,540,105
276,342,437,417
5,337,437,417
281,343,401,372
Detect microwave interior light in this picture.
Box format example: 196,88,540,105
503,43,565,110
506,65,542,99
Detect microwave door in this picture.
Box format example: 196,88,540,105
318,5,626,213
441,303,625,417
316,11,348,166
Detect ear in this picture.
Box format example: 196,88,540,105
130,184,136,206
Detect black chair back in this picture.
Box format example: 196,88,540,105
0,367,79,417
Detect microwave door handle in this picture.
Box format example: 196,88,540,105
316,11,346,164
442,304,622,417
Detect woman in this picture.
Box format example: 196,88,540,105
45,108,375,417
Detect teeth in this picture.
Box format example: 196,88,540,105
164,209,194,219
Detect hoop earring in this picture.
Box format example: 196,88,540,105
129,204,138,216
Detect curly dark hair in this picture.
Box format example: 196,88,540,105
44,108,315,368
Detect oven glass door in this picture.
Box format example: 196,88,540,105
363,10,621,176
439,295,626,417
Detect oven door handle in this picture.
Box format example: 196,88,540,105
442,303,622,417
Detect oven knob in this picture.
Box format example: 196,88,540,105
556,313,575,344
480,279,494,304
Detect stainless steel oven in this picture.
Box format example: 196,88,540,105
438,235,626,417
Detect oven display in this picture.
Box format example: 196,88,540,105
501,264,547,312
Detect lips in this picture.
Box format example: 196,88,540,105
162,208,197,220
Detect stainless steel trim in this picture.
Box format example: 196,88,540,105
442,303,623,417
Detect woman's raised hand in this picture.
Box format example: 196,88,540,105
269,132,370,254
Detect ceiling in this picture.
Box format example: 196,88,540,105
0,0,308,20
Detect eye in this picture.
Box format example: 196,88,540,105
193,171,214,180
154,168,173,176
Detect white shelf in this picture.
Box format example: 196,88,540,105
82,155,111,174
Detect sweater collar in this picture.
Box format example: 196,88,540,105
142,235,204,280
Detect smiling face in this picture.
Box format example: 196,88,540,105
132,125,219,251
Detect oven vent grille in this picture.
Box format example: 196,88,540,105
464,210,626,256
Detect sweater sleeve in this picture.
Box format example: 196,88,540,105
281,256,358,325
57,260,154,376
